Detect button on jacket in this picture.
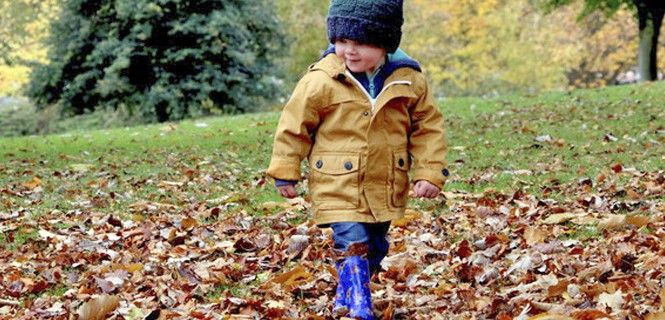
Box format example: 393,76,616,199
267,54,447,225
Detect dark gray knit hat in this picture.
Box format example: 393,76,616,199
327,0,404,53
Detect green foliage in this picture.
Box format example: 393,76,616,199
0,98,149,137
0,98,38,136
28,0,286,122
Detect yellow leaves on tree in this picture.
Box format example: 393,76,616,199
0,0,59,95
402,0,659,96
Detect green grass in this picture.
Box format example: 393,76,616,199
443,82,664,195
0,81,663,230
0,227,39,251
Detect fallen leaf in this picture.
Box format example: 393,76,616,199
547,279,570,298
392,209,421,227
270,265,312,289
542,213,577,224
646,312,665,320
528,313,573,319
535,135,553,143
70,164,95,172
597,290,623,313
525,227,548,245
287,234,309,256
456,239,472,259
180,217,199,230
78,295,120,320
571,309,611,320
260,201,292,210
625,215,650,227
22,176,42,189
597,214,626,230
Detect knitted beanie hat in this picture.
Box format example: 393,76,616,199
327,0,404,53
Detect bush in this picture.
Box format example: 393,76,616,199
0,97,151,137
0,97,39,136
28,0,286,122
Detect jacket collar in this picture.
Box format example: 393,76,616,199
309,54,347,79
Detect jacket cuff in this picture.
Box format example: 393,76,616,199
266,157,302,181
274,179,297,187
413,167,449,189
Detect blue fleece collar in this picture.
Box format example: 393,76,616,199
322,44,421,98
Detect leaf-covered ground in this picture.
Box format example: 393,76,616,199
0,82,664,319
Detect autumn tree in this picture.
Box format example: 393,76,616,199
404,0,580,96
28,0,286,122
0,0,59,95
544,0,665,81
274,0,329,86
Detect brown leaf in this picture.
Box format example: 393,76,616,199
270,265,312,289
22,176,42,190
610,163,622,173
525,227,548,246
392,209,421,227
542,213,577,224
528,313,573,319
546,279,570,298
181,217,199,230
457,262,480,283
571,309,611,320
234,237,257,252
29,280,50,294
597,214,626,230
646,313,665,320
78,295,120,320
626,215,651,228
457,239,472,259
107,215,123,227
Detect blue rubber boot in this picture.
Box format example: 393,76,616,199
337,256,374,320
332,260,350,316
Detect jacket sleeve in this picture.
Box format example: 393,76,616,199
408,78,449,189
266,75,322,181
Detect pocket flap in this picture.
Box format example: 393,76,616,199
311,153,360,175
393,150,410,171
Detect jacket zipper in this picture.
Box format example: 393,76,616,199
345,70,411,113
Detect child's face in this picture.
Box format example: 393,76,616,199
334,39,386,73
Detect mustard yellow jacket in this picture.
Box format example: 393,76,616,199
267,54,448,225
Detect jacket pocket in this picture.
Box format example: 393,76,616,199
309,152,360,210
391,149,410,208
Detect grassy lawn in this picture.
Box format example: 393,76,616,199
0,81,663,318
1,81,662,219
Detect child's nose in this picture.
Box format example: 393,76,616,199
347,44,358,55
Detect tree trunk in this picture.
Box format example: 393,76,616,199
635,0,664,81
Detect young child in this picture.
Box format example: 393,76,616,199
267,0,448,318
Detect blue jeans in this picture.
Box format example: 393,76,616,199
330,221,391,274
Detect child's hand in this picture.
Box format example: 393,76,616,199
277,184,298,198
412,180,440,198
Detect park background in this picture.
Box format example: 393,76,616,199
1,0,664,134
0,0,663,319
